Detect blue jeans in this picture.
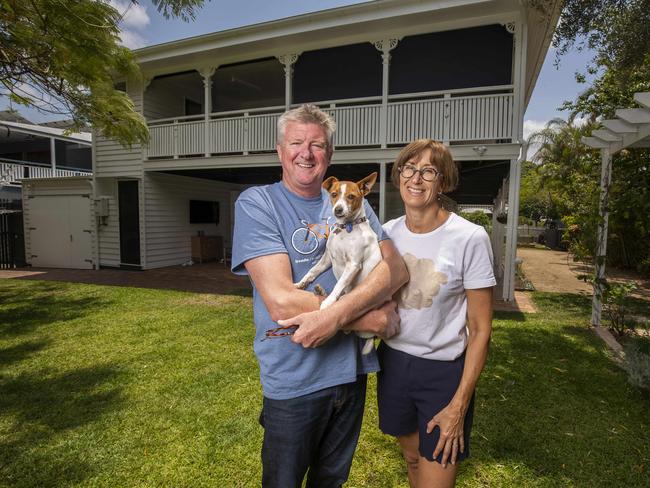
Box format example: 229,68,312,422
259,375,367,488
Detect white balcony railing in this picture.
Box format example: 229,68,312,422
145,86,515,159
0,161,92,186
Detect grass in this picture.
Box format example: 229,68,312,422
1,280,650,487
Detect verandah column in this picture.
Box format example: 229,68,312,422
503,146,525,302
373,39,399,148
49,138,56,172
379,161,387,223
199,66,217,157
277,54,300,111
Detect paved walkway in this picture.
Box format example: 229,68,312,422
518,247,650,301
0,262,534,312
0,263,250,295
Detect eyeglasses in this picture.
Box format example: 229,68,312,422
262,324,299,341
399,164,440,182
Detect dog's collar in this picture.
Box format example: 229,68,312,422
332,217,367,234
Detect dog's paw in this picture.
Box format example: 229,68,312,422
294,281,307,289
313,284,327,297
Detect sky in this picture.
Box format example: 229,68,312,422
4,0,596,141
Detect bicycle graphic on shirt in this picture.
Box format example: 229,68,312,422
291,218,331,255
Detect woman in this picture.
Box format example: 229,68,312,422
378,139,495,488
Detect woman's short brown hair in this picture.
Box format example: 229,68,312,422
391,139,459,193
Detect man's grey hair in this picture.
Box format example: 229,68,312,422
277,104,336,148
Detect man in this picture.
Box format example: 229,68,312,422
232,104,408,488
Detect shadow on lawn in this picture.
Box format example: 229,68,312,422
0,364,125,487
0,281,111,337
474,311,650,485
0,340,50,367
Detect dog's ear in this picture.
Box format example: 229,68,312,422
323,176,338,192
357,172,377,196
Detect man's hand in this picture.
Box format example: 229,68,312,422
374,300,401,339
277,307,339,348
344,300,401,340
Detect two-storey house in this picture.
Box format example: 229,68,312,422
36,0,561,300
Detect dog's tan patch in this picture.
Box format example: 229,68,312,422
398,253,448,310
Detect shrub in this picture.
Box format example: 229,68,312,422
637,256,650,278
602,281,638,336
624,344,650,390
459,210,491,228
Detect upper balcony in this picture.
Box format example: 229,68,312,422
141,24,519,161
0,159,92,186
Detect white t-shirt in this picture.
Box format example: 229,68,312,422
383,213,496,360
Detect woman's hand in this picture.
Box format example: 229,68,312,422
426,401,466,468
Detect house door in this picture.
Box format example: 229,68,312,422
29,195,93,269
118,180,141,266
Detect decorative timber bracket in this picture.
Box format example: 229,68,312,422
372,38,400,63
503,21,516,34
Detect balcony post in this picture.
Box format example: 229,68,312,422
503,19,524,142
373,39,399,148
49,137,56,171
199,66,217,157
277,54,300,111
443,93,451,144
379,161,387,223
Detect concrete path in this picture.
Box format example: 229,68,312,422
0,263,250,295
518,247,593,295
518,247,650,301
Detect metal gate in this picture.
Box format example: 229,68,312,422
0,199,25,269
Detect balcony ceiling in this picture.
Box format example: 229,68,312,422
162,159,509,205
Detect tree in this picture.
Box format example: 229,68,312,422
0,0,205,146
522,2,650,272
528,0,650,118
526,119,601,258
526,118,650,273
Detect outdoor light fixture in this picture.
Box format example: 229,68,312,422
473,145,487,156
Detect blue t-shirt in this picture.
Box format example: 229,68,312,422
232,181,385,400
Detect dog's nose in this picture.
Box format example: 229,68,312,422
334,206,345,217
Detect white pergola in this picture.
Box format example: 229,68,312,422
582,92,650,326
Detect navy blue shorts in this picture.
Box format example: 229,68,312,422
377,342,475,463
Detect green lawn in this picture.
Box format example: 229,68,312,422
1,280,649,487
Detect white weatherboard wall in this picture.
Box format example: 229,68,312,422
143,172,241,269
22,178,96,269
94,80,143,178
95,177,121,267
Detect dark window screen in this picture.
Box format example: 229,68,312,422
213,58,284,112
185,98,202,116
390,25,513,94
189,200,219,224
294,43,381,103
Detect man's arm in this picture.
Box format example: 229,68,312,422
244,253,322,322
276,239,409,348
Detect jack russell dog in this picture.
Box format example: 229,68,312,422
295,172,381,354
